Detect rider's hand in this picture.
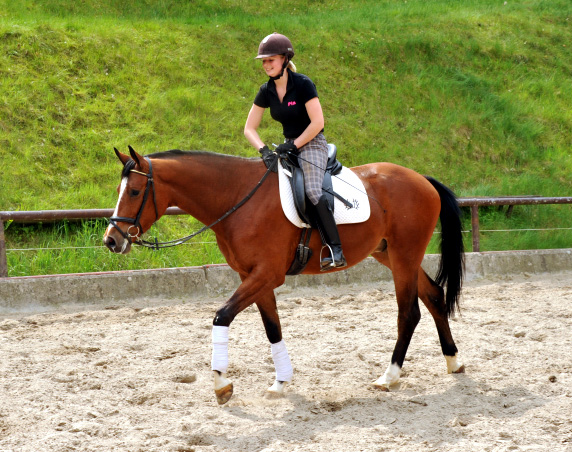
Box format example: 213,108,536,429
259,145,278,173
275,142,298,157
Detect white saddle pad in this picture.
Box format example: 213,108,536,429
278,162,371,228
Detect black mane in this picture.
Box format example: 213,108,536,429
121,158,137,179
145,149,194,159
120,150,257,179
145,149,257,163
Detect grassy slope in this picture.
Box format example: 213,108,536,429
0,0,571,275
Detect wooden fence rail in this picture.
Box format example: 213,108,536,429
456,197,572,253
1,198,571,277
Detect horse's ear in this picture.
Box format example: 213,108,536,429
114,147,131,165
128,145,149,172
128,145,140,165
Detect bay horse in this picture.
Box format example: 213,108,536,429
103,146,465,405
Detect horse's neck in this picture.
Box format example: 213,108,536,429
158,154,258,225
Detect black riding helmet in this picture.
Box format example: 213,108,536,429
255,33,294,80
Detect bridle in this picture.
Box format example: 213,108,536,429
107,154,277,250
108,157,159,245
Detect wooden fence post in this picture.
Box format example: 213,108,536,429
0,220,7,277
471,205,480,252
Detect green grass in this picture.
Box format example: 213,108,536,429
4,217,226,276
1,0,571,276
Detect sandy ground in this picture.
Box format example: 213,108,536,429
0,272,571,452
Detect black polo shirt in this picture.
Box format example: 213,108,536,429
253,69,324,139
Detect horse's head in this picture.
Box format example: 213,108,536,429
103,146,160,254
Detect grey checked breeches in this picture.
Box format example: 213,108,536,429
287,133,328,205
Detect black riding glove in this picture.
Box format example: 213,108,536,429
259,145,278,172
275,142,298,158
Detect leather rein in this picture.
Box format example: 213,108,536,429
108,156,276,250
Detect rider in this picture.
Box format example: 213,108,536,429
244,32,347,271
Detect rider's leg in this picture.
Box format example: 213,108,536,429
295,134,347,271
314,194,347,270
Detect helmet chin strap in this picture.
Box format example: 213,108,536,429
269,58,290,81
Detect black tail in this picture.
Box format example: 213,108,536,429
425,176,465,317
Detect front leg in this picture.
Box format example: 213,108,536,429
257,292,293,396
268,340,293,394
211,325,233,405
211,269,285,404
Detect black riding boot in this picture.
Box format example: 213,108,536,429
315,195,347,271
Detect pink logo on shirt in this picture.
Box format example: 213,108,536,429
288,101,296,107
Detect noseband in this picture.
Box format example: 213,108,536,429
108,157,159,244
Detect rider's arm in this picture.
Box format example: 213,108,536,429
293,97,325,149
244,104,266,150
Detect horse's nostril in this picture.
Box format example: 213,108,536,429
104,236,116,249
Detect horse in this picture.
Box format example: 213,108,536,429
103,145,465,405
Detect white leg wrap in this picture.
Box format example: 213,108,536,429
271,340,293,383
211,325,229,373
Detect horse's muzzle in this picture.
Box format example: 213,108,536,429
103,229,132,254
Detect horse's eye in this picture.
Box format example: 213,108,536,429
130,189,140,197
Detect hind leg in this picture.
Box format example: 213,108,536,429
372,249,421,390
418,268,465,374
375,273,421,390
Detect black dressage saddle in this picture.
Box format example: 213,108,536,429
280,143,346,226
280,144,352,275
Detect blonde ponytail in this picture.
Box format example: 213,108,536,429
288,60,297,72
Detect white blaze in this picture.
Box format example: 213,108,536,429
112,177,128,219
104,177,129,251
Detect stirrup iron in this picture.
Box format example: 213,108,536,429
320,244,333,270
320,244,346,271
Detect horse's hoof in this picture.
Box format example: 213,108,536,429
446,354,465,374
266,380,287,397
372,364,400,391
265,390,284,399
371,381,391,392
215,383,233,405
371,375,393,391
